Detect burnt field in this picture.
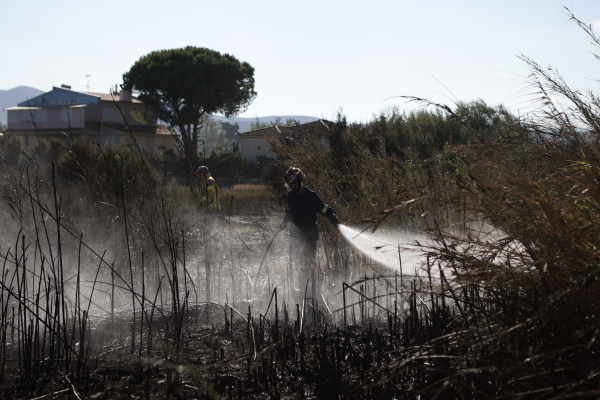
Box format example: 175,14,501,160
3,178,598,400
4,121,600,398
3,133,600,398
0,186,461,399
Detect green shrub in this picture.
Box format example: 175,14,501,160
0,136,23,166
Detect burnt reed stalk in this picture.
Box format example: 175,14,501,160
51,160,70,371
120,168,136,355
139,251,144,359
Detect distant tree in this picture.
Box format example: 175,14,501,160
198,117,227,158
220,121,240,141
250,119,270,130
122,46,256,159
453,99,516,137
0,136,23,165
250,117,298,130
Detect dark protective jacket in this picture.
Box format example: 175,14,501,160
282,187,337,240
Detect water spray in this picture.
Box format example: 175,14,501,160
337,224,422,276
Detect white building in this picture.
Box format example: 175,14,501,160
238,120,332,162
5,85,176,156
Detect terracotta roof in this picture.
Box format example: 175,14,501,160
237,125,282,137
84,91,142,103
238,119,331,137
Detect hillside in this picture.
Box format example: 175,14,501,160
210,115,320,133
0,86,45,126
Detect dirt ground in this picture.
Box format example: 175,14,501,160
1,290,392,400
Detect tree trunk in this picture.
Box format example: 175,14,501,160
192,123,199,159
178,124,190,151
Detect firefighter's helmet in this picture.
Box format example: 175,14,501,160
197,166,209,175
285,167,305,183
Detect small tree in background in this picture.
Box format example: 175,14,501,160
250,117,298,130
219,121,240,141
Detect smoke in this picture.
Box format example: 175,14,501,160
338,224,426,276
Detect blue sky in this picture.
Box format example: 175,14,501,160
2,0,599,122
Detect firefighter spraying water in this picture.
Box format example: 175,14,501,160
277,167,340,298
253,167,424,299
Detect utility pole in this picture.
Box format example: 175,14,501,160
84,75,91,92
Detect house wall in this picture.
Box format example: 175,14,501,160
84,102,102,121
7,106,86,130
8,108,47,125
6,87,172,155
240,136,277,162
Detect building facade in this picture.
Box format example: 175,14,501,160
237,120,331,162
4,85,176,156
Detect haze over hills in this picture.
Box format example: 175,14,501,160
0,86,318,133
210,115,319,133
0,86,45,127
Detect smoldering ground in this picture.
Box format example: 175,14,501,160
0,152,442,399
3,151,548,400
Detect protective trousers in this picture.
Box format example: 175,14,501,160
290,228,318,298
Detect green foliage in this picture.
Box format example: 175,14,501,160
0,135,23,165
337,100,518,161
26,138,66,162
204,151,274,180
129,107,154,124
205,151,248,179
453,99,515,134
219,121,240,142
58,140,158,203
250,117,298,130
198,117,230,157
155,145,177,162
122,46,256,156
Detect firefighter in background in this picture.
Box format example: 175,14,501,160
279,167,340,297
197,166,220,211
197,166,220,249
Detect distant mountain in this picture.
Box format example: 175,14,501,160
210,115,320,133
0,86,45,127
